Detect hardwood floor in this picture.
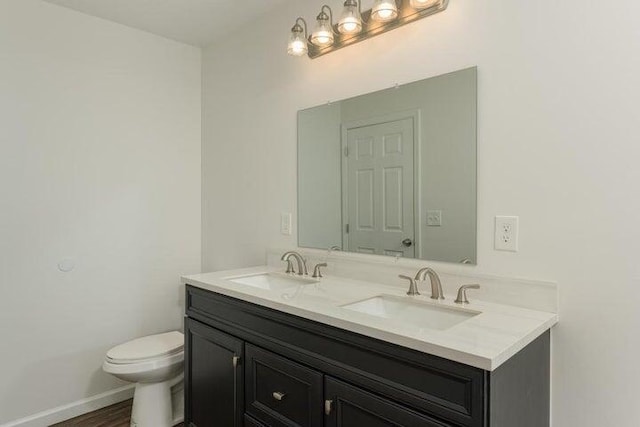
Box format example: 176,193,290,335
50,399,184,427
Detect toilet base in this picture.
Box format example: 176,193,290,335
130,374,183,427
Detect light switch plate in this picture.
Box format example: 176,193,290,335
280,212,292,235
495,216,519,252
427,210,442,226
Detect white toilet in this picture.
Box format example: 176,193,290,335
103,331,185,427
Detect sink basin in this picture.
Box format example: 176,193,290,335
341,295,479,331
227,272,317,291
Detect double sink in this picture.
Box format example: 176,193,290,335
226,272,479,332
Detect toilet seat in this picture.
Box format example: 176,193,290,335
106,331,183,364
103,351,184,375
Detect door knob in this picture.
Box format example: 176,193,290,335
402,238,413,247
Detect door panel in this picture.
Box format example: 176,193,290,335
356,169,375,230
185,318,244,427
345,117,415,257
383,167,403,231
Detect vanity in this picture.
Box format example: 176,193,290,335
182,256,557,427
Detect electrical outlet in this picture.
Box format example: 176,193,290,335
427,210,442,226
495,216,519,252
280,212,292,235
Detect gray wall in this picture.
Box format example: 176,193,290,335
298,103,343,249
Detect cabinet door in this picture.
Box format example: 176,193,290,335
185,318,244,427
324,377,452,427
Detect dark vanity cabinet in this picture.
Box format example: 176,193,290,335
184,285,550,427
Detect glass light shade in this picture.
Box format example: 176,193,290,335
410,0,441,9
338,2,363,35
311,17,335,47
371,0,398,22
287,30,308,56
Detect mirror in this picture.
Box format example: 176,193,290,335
298,67,477,264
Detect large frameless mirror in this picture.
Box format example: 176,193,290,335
298,67,477,264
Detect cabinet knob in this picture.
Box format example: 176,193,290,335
325,399,333,415
272,391,286,401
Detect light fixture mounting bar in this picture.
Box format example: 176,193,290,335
307,0,449,59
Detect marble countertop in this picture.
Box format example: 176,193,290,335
182,265,558,371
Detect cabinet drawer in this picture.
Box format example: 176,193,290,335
245,344,323,427
325,377,454,427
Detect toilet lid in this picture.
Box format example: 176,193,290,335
107,331,184,363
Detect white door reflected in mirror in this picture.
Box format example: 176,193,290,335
344,117,415,258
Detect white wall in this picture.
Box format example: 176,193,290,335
202,0,640,425
0,0,201,424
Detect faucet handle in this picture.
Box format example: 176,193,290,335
312,263,328,278
283,259,295,274
399,275,420,296
454,284,480,304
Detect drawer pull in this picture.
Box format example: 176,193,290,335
325,399,333,415
272,391,286,401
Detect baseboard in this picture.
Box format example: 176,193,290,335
1,384,135,427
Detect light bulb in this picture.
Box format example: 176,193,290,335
410,0,441,9
342,21,358,32
288,38,307,56
371,0,398,22
313,32,332,45
338,0,363,35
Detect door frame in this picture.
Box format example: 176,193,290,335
340,109,422,258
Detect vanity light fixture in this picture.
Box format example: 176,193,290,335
338,0,363,35
287,0,449,59
371,0,399,22
287,18,308,56
310,5,335,47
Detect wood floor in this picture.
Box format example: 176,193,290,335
50,399,184,427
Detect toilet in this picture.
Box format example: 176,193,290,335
103,331,185,427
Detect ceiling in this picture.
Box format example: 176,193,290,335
43,0,291,47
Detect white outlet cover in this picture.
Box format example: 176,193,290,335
280,212,292,236
427,210,442,226
495,216,519,252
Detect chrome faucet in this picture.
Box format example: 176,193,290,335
280,251,308,276
415,267,444,300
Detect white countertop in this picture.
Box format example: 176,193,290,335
182,266,558,371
